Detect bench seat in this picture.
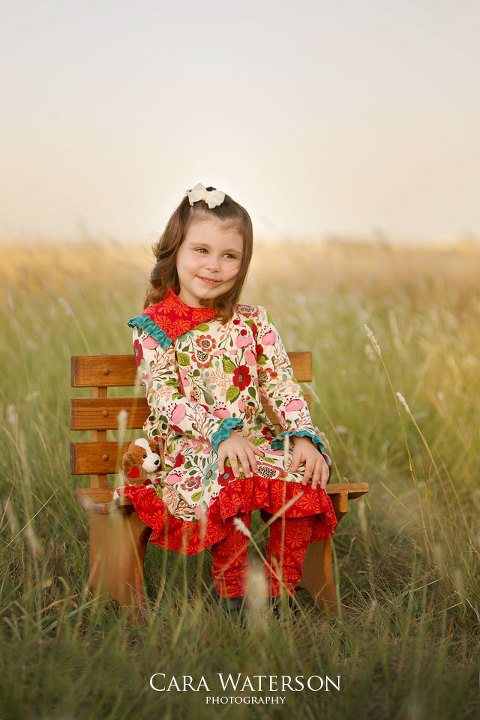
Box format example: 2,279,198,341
71,353,368,621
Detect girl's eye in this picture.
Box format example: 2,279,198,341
194,248,239,259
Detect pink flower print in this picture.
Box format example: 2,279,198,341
141,372,152,393
244,349,256,366
285,399,304,412
214,408,231,419
262,330,277,346
171,403,186,424
179,437,202,454
142,336,159,350
238,398,245,412
196,335,217,352
164,472,182,485
179,367,190,388
235,335,254,348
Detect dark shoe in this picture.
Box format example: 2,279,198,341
269,595,299,623
219,596,246,625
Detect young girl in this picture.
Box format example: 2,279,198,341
118,183,337,612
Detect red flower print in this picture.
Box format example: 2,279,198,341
262,426,275,439
258,368,278,385
195,350,211,368
133,339,143,367
218,466,235,486
255,343,263,358
196,334,217,352
258,368,277,385
184,477,201,491
233,365,251,391
173,453,185,468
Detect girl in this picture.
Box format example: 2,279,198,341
118,183,337,612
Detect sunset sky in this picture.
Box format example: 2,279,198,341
1,0,479,244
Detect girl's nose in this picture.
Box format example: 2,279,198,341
205,258,220,271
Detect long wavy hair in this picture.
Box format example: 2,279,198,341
144,187,253,323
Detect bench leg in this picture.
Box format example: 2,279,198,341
297,536,337,612
89,511,152,622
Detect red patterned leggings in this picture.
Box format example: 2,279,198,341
210,512,317,598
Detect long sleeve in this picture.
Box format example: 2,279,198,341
134,328,242,453
254,307,325,453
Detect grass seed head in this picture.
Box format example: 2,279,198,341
233,516,251,538
364,324,382,356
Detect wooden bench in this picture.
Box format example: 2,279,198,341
71,353,368,621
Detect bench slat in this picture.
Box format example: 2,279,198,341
71,352,312,387
71,441,131,474
70,397,148,431
70,395,310,433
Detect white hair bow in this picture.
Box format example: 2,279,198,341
186,183,225,209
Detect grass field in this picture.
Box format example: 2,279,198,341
0,239,479,720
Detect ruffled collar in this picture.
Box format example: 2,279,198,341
127,288,218,349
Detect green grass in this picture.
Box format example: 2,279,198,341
0,240,479,719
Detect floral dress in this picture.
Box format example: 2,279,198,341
117,289,337,554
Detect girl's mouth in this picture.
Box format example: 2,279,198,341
198,276,221,285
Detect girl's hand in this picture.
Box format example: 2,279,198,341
217,432,265,478
289,436,330,490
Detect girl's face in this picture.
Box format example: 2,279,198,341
176,215,243,308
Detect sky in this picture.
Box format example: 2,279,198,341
1,0,479,245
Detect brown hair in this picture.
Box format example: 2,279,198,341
144,187,253,322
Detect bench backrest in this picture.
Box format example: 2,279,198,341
70,353,312,488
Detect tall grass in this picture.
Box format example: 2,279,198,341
0,239,479,719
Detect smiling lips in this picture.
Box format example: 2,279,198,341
198,276,221,285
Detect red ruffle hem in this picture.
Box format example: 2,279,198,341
117,476,337,555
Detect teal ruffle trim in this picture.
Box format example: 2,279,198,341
271,430,325,454
211,417,244,454
127,315,172,349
